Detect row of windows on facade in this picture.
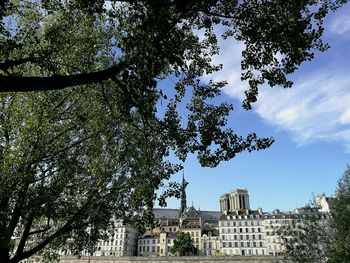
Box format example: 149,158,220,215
220,227,262,233
139,239,173,245
139,245,172,252
222,241,264,248
97,246,128,251
221,248,266,256
221,234,263,241
99,238,127,246
223,213,327,221
219,221,261,227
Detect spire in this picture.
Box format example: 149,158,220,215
180,172,187,215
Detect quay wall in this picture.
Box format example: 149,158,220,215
57,256,288,263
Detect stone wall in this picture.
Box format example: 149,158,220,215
57,256,288,263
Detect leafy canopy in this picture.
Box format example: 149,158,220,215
171,232,195,256
0,0,348,262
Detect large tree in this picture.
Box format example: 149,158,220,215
0,0,348,262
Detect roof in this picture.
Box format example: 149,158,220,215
153,208,179,219
153,208,221,222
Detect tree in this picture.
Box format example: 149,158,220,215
277,166,350,263
171,232,195,256
0,0,348,262
0,0,347,108
327,165,350,262
276,211,330,263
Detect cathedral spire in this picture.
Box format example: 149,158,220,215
180,172,187,215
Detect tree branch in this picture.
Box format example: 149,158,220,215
0,57,34,72
10,193,97,263
14,211,36,257
0,63,126,93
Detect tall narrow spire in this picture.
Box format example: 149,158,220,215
180,172,187,215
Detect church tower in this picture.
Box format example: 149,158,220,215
180,172,187,215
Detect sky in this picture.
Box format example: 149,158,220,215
158,3,350,213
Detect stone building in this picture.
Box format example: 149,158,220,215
218,189,330,257
92,220,139,257
138,175,221,256
137,231,176,256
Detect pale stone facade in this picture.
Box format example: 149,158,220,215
92,221,139,257
218,189,330,257
137,232,175,257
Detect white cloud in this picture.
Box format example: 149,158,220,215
255,73,350,149
330,14,350,35
204,32,350,152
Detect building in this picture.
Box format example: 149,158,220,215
60,220,139,257
138,175,221,256
218,189,330,257
137,231,176,256
92,220,139,257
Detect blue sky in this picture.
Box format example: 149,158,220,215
158,3,350,213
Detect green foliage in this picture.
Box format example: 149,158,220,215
277,214,330,263
0,0,348,262
171,232,195,256
327,166,350,262
278,166,350,263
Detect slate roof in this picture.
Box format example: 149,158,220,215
153,208,221,222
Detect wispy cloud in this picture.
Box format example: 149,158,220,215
329,13,350,35
206,24,350,151
256,73,350,150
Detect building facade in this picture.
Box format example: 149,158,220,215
218,189,330,257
